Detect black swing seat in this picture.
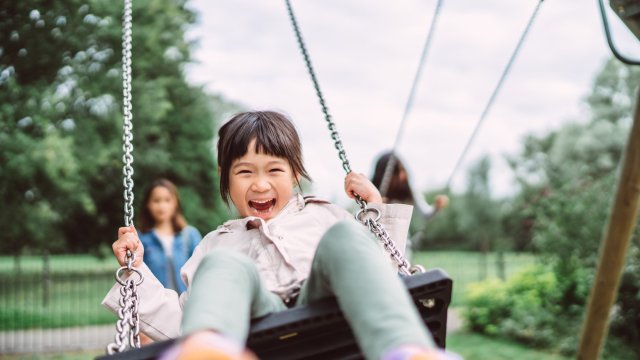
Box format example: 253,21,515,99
97,268,452,360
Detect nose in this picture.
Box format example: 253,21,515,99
251,176,271,192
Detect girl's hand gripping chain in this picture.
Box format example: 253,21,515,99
344,172,383,204
112,225,144,267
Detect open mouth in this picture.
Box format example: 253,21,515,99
248,199,276,214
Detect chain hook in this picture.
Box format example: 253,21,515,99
125,250,134,270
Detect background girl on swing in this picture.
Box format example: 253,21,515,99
372,152,449,250
106,111,456,360
139,178,202,293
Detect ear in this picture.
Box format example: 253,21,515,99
293,172,301,186
218,166,221,176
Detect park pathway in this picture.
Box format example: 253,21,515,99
0,309,463,354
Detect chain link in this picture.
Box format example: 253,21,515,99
107,0,142,353
284,0,421,274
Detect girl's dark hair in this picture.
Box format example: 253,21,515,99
217,111,311,205
139,178,188,233
371,152,412,202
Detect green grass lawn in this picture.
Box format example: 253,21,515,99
411,251,538,306
0,255,118,330
0,274,117,330
447,332,571,360
0,254,117,274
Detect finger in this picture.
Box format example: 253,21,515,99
344,179,352,192
118,227,130,237
345,181,357,196
119,235,135,253
126,236,139,251
346,189,356,199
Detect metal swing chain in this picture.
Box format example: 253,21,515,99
107,255,143,354
284,0,423,276
106,0,143,353
122,0,134,228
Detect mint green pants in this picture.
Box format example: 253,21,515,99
181,221,434,360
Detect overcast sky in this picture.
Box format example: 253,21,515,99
184,0,640,205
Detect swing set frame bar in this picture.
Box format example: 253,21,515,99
576,1,640,358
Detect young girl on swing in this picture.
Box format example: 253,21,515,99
104,111,455,360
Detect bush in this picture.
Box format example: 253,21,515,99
465,278,510,335
463,261,639,358
464,265,564,347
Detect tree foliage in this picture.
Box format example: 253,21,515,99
494,58,640,356
1,0,234,255
421,156,503,251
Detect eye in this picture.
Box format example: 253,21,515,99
270,168,285,173
236,170,251,175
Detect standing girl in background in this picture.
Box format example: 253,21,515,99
139,178,202,293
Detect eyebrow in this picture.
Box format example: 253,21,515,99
232,160,286,169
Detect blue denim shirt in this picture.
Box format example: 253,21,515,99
139,225,202,293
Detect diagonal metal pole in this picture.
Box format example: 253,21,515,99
576,88,640,360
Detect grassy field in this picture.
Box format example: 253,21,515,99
0,251,537,330
411,251,538,306
0,255,118,330
0,255,117,274
447,332,571,360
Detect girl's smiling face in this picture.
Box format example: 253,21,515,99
228,139,299,221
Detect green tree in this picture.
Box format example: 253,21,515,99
1,0,234,255
422,156,503,252
457,156,502,252
499,58,640,356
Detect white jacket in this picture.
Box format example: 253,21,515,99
102,194,413,340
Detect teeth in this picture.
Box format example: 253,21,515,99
251,199,272,204
248,199,275,214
